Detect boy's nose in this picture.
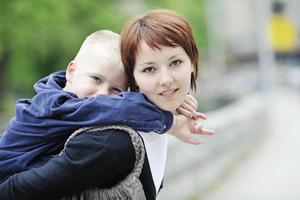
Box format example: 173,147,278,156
90,86,110,97
96,87,110,96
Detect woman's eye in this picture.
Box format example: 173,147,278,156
142,67,155,73
91,76,102,83
170,59,183,67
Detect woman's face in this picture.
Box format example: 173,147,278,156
134,41,193,112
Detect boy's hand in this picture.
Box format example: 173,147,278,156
176,95,207,120
168,115,215,145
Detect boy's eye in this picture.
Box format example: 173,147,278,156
142,67,155,73
91,76,102,83
170,59,183,67
111,88,123,95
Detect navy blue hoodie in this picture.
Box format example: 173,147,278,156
0,71,173,183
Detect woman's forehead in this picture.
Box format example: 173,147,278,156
138,40,180,53
138,35,178,51
135,42,187,63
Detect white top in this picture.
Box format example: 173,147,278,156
138,131,168,193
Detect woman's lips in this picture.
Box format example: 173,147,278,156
159,88,179,99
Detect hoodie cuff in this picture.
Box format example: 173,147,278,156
162,111,174,133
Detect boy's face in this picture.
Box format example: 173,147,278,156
65,49,128,98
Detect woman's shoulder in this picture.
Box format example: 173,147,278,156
67,128,136,160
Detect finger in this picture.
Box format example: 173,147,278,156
185,137,205,145
179,103,207,120
184,95,198,109
179,102,197,115
176,107,193,119
193,112,207,120
191,123,215,135
186,95,198,107
197,128,215,135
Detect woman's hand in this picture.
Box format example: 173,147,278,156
176,95,207,120
168,114,214,145
169,95,214,144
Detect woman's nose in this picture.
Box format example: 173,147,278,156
158,70,174,87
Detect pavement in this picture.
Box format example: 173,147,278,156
202,87,300,200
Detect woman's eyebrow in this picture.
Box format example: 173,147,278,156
137,61,155,66
168,54,184,60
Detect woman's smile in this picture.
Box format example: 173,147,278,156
158,88,179,99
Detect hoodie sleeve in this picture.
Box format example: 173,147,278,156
39,92,173,134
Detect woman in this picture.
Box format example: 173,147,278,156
0,9,214,200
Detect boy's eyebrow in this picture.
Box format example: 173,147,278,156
88,72,105,79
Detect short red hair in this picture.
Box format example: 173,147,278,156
120,9,199,91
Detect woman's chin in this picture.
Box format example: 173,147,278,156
157,103,180,113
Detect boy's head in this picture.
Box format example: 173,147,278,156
64,30,128,98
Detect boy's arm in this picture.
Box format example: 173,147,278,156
0,130,135,200
47,92,173,133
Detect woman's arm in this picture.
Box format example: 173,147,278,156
0,129,135,200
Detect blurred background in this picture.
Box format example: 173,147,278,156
0,0,300,199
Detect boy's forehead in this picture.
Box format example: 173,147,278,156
81,49,125,76
78,43,120,65
77,38,119,59
89,43,117,56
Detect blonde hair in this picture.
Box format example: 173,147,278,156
74,30,123,71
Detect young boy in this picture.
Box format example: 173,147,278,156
0,30,203,184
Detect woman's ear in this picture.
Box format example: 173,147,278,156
190,65,195,80
65,61,76,83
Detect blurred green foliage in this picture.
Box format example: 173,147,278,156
0,0,208,110
0,0,126,97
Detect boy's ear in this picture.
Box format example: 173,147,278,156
66,61,76,82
